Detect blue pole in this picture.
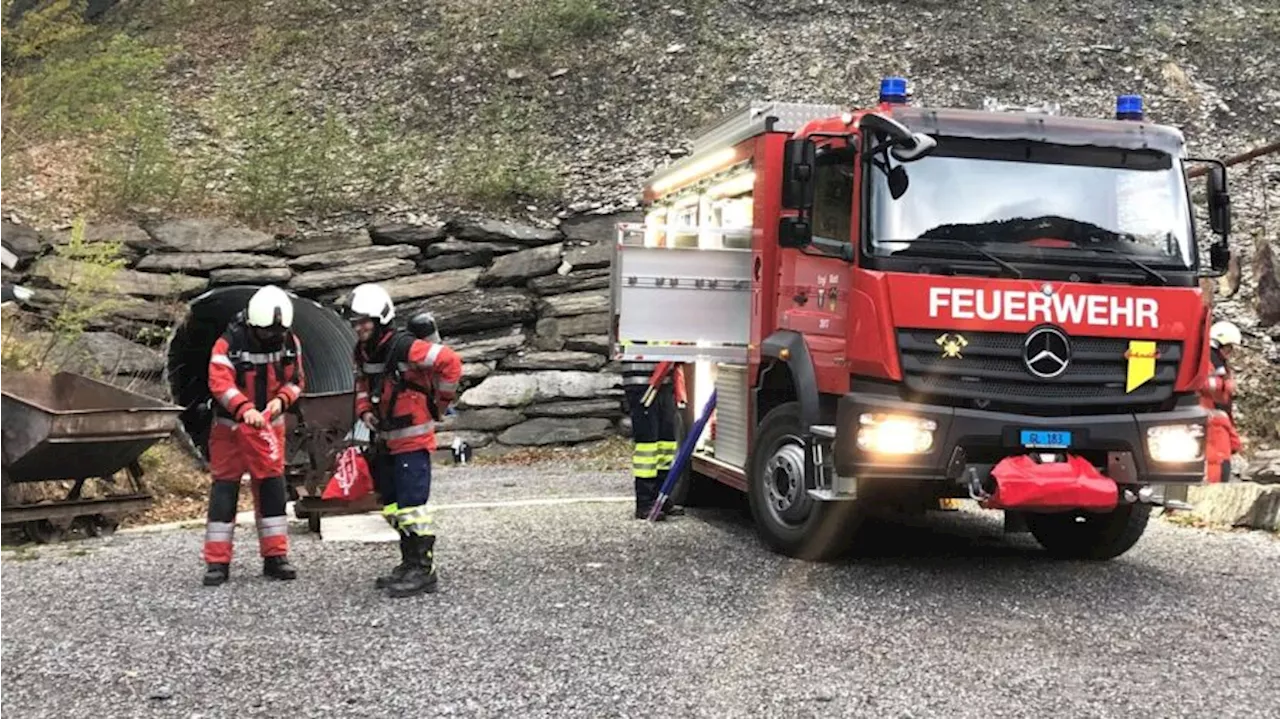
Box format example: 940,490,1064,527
647,390,717,521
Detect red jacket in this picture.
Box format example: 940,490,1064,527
1206,408,1242,483
355,330,462,454
208,327,305,425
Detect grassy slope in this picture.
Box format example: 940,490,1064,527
3,0,1278,226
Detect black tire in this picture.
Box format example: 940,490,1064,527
747,402,861,561
1025,503,1152,560
23,520,64,544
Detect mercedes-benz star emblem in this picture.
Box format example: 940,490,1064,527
1023,326,1072,379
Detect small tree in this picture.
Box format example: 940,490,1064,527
38,213,126,365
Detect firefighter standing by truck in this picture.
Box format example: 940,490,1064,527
1204,320,1244,483
347,283,462,597
202,285,305,586
622,360,688,519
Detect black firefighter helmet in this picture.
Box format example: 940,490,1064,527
407,311,441,343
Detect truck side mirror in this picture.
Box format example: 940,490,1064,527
1209,240,1230,274
778,216,812,249
781,138,816,210
1207,164,1231,237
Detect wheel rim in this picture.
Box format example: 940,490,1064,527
761,434,812,527
24,520,64,544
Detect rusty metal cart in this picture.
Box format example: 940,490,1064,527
284,389,380,533
2,371,183,543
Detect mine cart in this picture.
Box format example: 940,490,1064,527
2,371,183,542
285,389,380,533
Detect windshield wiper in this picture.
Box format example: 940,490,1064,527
903,237,1023,279
1083,246,1169,285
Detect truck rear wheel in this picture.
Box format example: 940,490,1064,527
1025,503,1151,560
748,402,860,561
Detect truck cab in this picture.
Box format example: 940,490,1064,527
610,79,1233,561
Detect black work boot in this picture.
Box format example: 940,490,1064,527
420,534,440,584
386,535,438,598
263,556,297,580
375,535,413,589
634,478,664,519
203,563,230,586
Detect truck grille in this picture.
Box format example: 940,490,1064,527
896,329,1182,415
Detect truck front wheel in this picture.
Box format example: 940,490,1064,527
748,402,860,561
1025,503,1152,560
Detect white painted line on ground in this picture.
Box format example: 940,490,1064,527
319,496,635,543
122,495,635,536
432,495,633,511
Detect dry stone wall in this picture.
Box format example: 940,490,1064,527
3,213,638,455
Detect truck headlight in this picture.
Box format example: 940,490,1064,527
857,413,936,455
1146,424,1204,463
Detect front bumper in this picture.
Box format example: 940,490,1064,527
833,392,1208,485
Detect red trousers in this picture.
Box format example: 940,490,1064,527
203,417,290,563
208,417,286,479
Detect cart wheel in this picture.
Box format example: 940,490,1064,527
83,515,119,538
308,512,321,534
23,520,65,544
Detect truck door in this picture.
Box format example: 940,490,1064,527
776,141,855,393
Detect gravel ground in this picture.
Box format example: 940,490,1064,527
3,465,1279,719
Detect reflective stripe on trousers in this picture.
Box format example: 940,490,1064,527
633,441,658,479
205,521,235,543
202,521,236,564
255,514,289,557
396,503,435,537
381,502,400,528
655,440,678,471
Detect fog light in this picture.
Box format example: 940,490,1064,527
857,413,936,455
1146,424,1204,463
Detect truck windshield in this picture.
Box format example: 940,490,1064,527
867,135,1195,271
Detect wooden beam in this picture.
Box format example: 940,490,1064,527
1187,140,1280,178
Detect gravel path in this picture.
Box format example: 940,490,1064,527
4,465,1279,718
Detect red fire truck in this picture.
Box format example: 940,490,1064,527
610,78,1234,561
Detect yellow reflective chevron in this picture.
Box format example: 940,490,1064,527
1125,340,1158,392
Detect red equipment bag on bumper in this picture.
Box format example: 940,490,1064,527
321,446,374,501
979,455,1119,513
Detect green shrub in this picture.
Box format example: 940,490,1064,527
500,0,616,55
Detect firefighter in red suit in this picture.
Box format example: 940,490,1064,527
347,283,462,597
1203,321,1243,483
202,285,304,586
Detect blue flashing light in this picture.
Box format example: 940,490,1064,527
879,76,908,105
1116,94,1144,121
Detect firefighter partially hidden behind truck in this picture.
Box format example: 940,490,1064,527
1204,320,1243,483
622,360,688,520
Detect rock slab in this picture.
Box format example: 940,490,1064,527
1187,482,1280,531
497,417,614,446
146,219,276,253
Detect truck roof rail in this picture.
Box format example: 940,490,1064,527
690,101,845,154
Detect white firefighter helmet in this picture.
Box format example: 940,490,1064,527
348,283,395,325
1210,320,1242,348
246,285,294,329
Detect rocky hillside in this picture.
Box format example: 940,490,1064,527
2,0,1279,474
2,0,1278,224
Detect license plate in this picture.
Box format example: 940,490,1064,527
1021,429,1072,448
